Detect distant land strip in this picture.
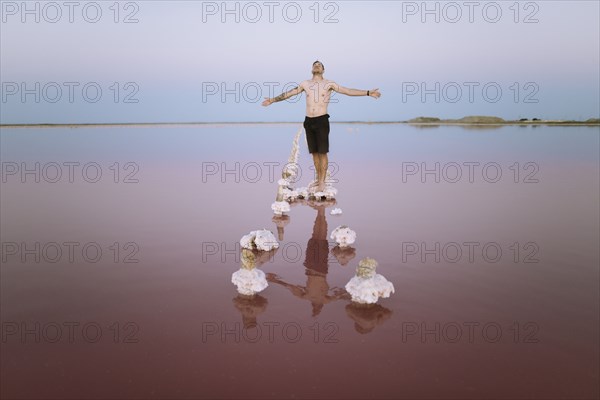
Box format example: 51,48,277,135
1,116,599,128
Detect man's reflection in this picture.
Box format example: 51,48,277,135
264,199,394,333
267,199,346,316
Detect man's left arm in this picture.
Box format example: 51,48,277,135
329,81,381,98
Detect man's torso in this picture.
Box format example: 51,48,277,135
301,79,333,118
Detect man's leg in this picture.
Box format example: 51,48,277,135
310,152,321,191
317,116,330,191
317,153,328,191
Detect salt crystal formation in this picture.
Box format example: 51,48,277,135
281,188,300,202
330,208,343,215
313,186,337,200
330,225,356,248
274,128,302,212
231,269,267,295
296,187,309,199
323,186,338,199
240,229,279,251
345,258,395,304
271,201,291,216
231,249,269,296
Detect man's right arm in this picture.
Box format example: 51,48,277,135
262,84,304,106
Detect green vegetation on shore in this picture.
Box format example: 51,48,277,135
407,116,600,125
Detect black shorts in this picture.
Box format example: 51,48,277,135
303,114,330,154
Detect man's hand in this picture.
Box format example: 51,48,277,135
368,88,381,99
266,272,280,281
262,85,303,106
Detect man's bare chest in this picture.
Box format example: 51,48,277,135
305,82,331,100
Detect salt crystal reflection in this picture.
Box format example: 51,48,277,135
232,294,269,330
244,197,393,333
231,247,279,327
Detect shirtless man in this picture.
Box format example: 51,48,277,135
261,60,381,192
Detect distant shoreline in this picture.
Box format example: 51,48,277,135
1,116,599,128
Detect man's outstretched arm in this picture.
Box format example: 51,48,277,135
262,85,304,106
330,82,381,99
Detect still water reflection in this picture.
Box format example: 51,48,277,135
1,124,598,399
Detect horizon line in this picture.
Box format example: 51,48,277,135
2,119,600,128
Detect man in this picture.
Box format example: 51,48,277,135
262,60,381,193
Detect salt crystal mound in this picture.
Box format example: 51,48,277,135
323,186,338,199
330,208,342,215
281,188,299,202
278,178,291,187
282,163,300,180
345,275,395,304
231,268,268,296
275,129,302,204
271,201,290,216
281,129,302,181
240,233,255,250
254,230,279,251
345,258,395,304
308,185,337,200
240,229,279,251
241,248,272,269
330,225,356,248
296,187,309,199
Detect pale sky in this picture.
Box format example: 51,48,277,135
1,0,599,123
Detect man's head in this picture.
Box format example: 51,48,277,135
312,60,324,75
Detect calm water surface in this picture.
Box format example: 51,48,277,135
1,124,599,399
